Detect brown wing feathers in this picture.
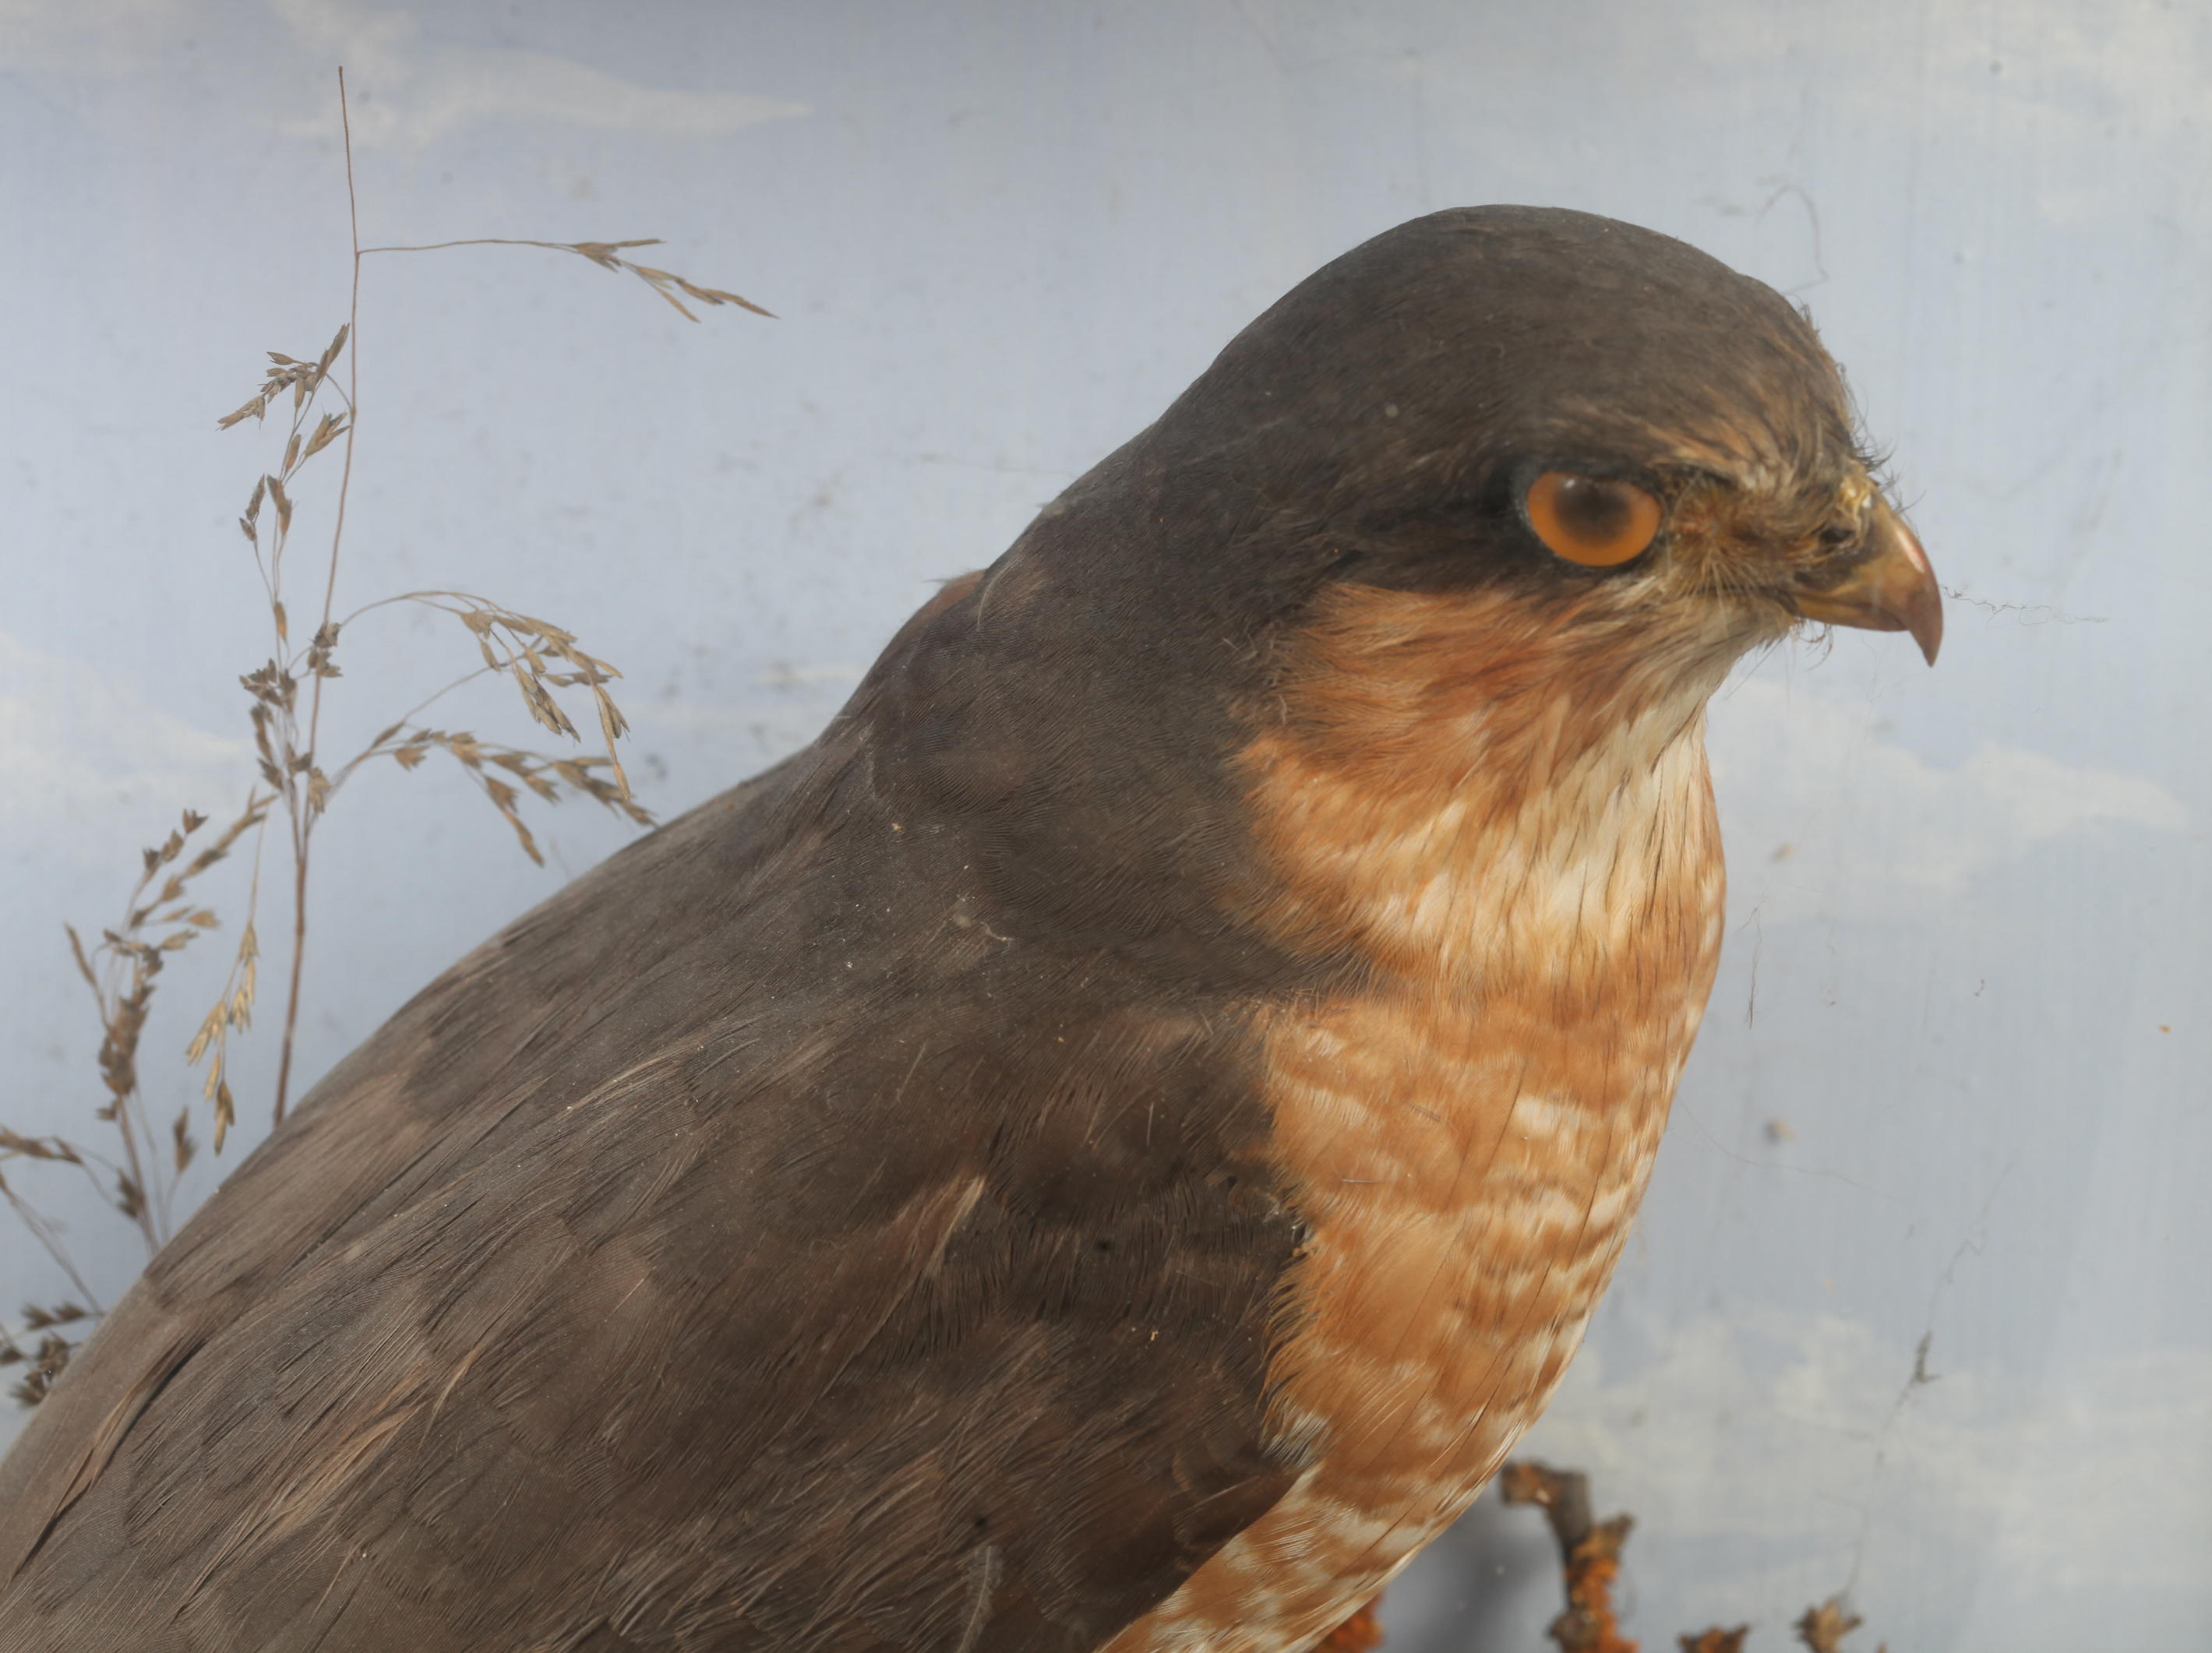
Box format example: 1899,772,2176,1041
0,559,1320,1649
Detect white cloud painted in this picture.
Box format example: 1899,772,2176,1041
1518,1311,2212,1637
1630,0,2212,168
0,0,806,148
1708,679,2186,926
0,0,186,77
269,0,807,149
0,633,249,855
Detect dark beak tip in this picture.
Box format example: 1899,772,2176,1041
1880,515,1944,668
1908,590,1943,667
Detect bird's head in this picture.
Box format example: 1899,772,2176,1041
1055,207,1949,982
866,208,1940,974
1139,204,1940,682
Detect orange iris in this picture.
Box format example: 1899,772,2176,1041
1526,471,1662,567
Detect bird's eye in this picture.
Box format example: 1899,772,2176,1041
1525,471,1662,568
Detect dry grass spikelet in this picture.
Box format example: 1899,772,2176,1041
3,64,763,1405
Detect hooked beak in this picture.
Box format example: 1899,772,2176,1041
1790,495,1943,665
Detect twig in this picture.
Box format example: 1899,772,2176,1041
1500,1463,1890,1653
1501,1461,1637,1653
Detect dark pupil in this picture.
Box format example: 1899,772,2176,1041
1558,476,1630,540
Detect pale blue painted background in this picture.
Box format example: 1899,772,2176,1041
2,3,2206,1647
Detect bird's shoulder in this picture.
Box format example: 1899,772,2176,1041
0,705,1313,1651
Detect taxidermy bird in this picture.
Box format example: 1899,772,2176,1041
0,206,1939,1653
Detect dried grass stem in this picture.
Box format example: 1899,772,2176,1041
9,60,757,1404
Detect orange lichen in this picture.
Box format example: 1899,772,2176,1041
1306,1594,1387,1653
1555,1526,1638,1653
1502,1460,1639,1653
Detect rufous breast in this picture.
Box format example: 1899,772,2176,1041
1114,582,1733,1653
